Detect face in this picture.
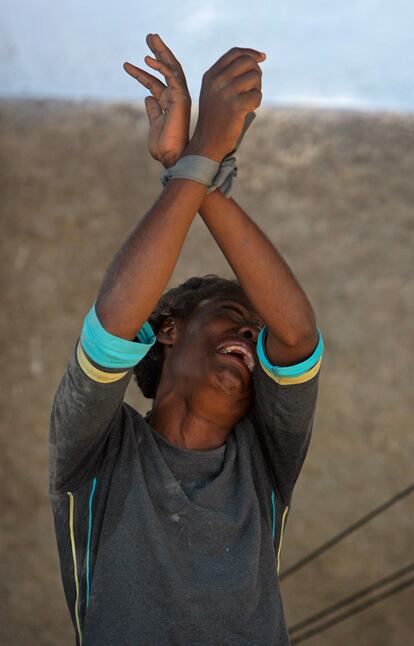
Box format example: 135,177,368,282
157,293,264,408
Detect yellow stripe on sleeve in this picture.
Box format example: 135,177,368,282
67,491,83,645
277,505,289,575
259,356,322,386
76,341,129,383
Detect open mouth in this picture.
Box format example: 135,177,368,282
215,343,255,373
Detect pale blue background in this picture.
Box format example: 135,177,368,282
1,0,413,111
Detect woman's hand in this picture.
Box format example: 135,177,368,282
124,33,191,169
186,47,265,163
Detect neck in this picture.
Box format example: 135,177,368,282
148,385,247,451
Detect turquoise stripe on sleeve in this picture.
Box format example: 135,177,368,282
80,301,157,369
257,326,324,377
271,490,276,539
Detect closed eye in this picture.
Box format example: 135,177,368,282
222,305,244,316
221,305,263,330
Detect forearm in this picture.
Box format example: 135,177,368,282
198,189,316,345
95,178,207,340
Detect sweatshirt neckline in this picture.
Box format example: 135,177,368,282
144,412,227,458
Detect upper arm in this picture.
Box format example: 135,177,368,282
48,301,156,496
251,325,324,503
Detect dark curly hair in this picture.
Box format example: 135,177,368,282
133,274,247,399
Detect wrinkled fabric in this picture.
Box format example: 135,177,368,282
49,335,321,645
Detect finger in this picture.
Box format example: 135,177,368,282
238,88,263,112
220,54,262,88
144,96,163,124
123,61,166,101
143,55,184,93
146,33,185,78
210,47,266,75
223,68,262,96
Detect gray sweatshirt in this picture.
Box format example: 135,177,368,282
48,334,322,645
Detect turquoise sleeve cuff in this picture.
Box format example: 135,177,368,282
256,326,324,377
80,301,157,369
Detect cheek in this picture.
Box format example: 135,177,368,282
171,333,219,380
170,336,209,378
169,312,227,371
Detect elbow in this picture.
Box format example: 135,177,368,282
291,326,320,358
290,319,319,349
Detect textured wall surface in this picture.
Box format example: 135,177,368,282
0,99,413,645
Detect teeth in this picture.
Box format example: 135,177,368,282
217,344,255,372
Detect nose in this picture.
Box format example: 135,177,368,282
239,324,260,344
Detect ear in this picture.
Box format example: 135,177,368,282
156,317,180,347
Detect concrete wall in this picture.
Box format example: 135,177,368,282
1,99,413,645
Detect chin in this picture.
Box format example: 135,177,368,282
211,367,250,397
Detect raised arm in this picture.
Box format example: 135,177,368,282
125,35,316,364
98,42,265,339
95,178,207,340
197,190,319,365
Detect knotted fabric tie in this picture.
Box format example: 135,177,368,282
160,111,256,198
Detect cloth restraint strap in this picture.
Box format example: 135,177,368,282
160,112,256,198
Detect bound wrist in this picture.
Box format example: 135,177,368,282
181,139,224,164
